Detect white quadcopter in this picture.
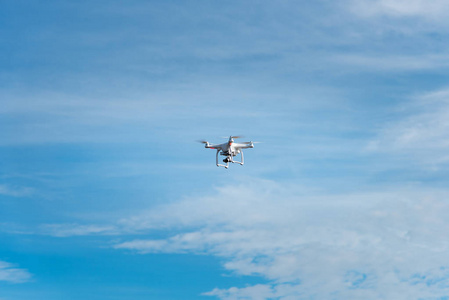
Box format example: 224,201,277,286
199,136,256,168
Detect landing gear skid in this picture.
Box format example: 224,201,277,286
231,151,244,165
216,150,228,168
216,150,244,169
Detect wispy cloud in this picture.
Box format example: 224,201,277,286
113,180,449,299
351,0,449,19
0,261,32,283
368,87,449,166
334,53,449,72
203,284,279,300
0,185,33,197
0,222,118,237
39,223,117,237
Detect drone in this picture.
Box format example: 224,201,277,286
199,136,257,168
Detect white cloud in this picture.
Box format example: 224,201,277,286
203,284,277,300
0,261,32,283
368,87,449,166
352,0,449,19
114,180,449,299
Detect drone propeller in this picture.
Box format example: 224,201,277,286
221,135,244,139
197,140,208,144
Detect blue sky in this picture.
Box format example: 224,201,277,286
3,0,449,299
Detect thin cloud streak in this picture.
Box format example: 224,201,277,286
368,87,449,166
0,261,32,284
334,53,449,72
0,222,119,237
352,0,449,19
39,223,118,237
0,185,33,197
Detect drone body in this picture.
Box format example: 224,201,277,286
199,136,256,169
